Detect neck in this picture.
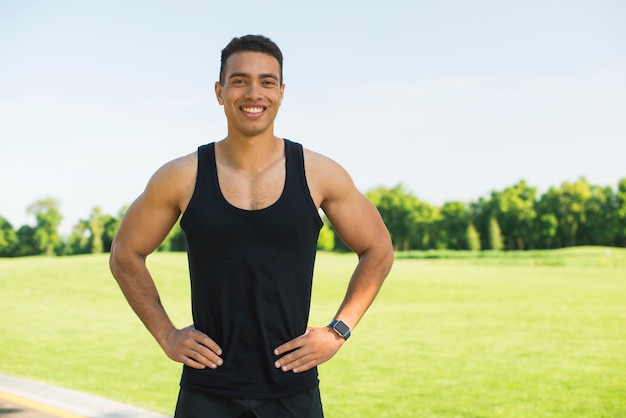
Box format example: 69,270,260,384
216,134,284,173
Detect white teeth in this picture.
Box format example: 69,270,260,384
242,107,263,114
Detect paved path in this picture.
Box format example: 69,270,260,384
0,374,171,418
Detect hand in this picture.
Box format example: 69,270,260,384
161,325,223,370
273,326,345,373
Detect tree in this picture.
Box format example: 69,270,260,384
6,177,626,257
27,198,63,256
579,185,617,246
158,220,187,252
535,187,561,248
616,178,626,246
87,207,106,254
65,220,91,255
467,222,481,252
437,201,468,250
468,197,495,251
102,215,120,252
535,212,558,249
0,216,18,257
14,225,38,256
103,205,127,252
555,179,593,247
491,180,537,250
367,184,423,251
489,217,504,251
408,199,439,250
64,207,119,255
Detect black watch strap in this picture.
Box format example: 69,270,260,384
329,319,351,340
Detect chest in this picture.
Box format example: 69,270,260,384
216,159,286,211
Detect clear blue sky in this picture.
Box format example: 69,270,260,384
1,0,625,234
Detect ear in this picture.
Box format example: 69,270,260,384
279,83,285,106
215,82,224,105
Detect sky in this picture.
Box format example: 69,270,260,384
1,0,625,234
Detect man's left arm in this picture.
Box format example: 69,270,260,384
274,158,394,373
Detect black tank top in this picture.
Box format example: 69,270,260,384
179,139,323,398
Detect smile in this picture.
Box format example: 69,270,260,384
241,106,266,114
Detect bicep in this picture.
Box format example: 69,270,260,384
113,172,183,258
115,195,180,257
320,168,390,256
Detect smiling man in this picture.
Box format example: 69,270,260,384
109,35,393,418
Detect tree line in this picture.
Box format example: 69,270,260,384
366,177,626,251
1,177,625,257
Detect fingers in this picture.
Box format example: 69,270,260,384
275,351,319,373
164,325,224,370
273,329,310,372
273,344,303,373
274,327,343,373
164,325,344,373
273,330,307,357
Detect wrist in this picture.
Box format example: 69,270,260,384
154,323,179,348
328,319,351,340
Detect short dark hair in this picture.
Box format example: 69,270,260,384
219,35,284,85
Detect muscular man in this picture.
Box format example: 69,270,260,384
109,34,393,417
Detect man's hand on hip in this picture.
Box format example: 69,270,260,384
273,326,345,373
162,325,223,370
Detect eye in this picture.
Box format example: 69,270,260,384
231,78,246,86
262,79,278,87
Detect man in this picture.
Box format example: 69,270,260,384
109,35,393,417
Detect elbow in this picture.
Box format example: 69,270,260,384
383,237,395,272
109,237,148,284
108,239,137,284
386,240,395,263
375,231,395,275
109,241,122,282
359,234,394,273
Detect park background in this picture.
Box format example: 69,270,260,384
1,1,625,417
1,0,625,235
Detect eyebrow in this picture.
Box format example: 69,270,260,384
228,72,280,81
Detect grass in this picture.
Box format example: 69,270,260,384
1,248,625,417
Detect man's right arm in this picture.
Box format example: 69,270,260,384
109,156,223,370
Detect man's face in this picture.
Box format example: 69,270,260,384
215,51,285,138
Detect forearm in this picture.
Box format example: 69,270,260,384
109,245,177,347
273,244,392,373
333,244,394,329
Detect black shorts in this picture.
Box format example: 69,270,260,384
174,387,324,418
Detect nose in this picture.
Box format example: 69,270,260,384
243,82,262,100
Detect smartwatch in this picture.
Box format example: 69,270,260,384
329,319,351,340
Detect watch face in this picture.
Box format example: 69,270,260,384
334,320,350,336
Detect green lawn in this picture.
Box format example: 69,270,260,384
1,248,625,417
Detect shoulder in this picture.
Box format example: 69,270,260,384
144,151,198,210
302,147,391,255
148,151,197,187
156,151,197,177
113,151,198,256
302,147,348,180
302,147,359,208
